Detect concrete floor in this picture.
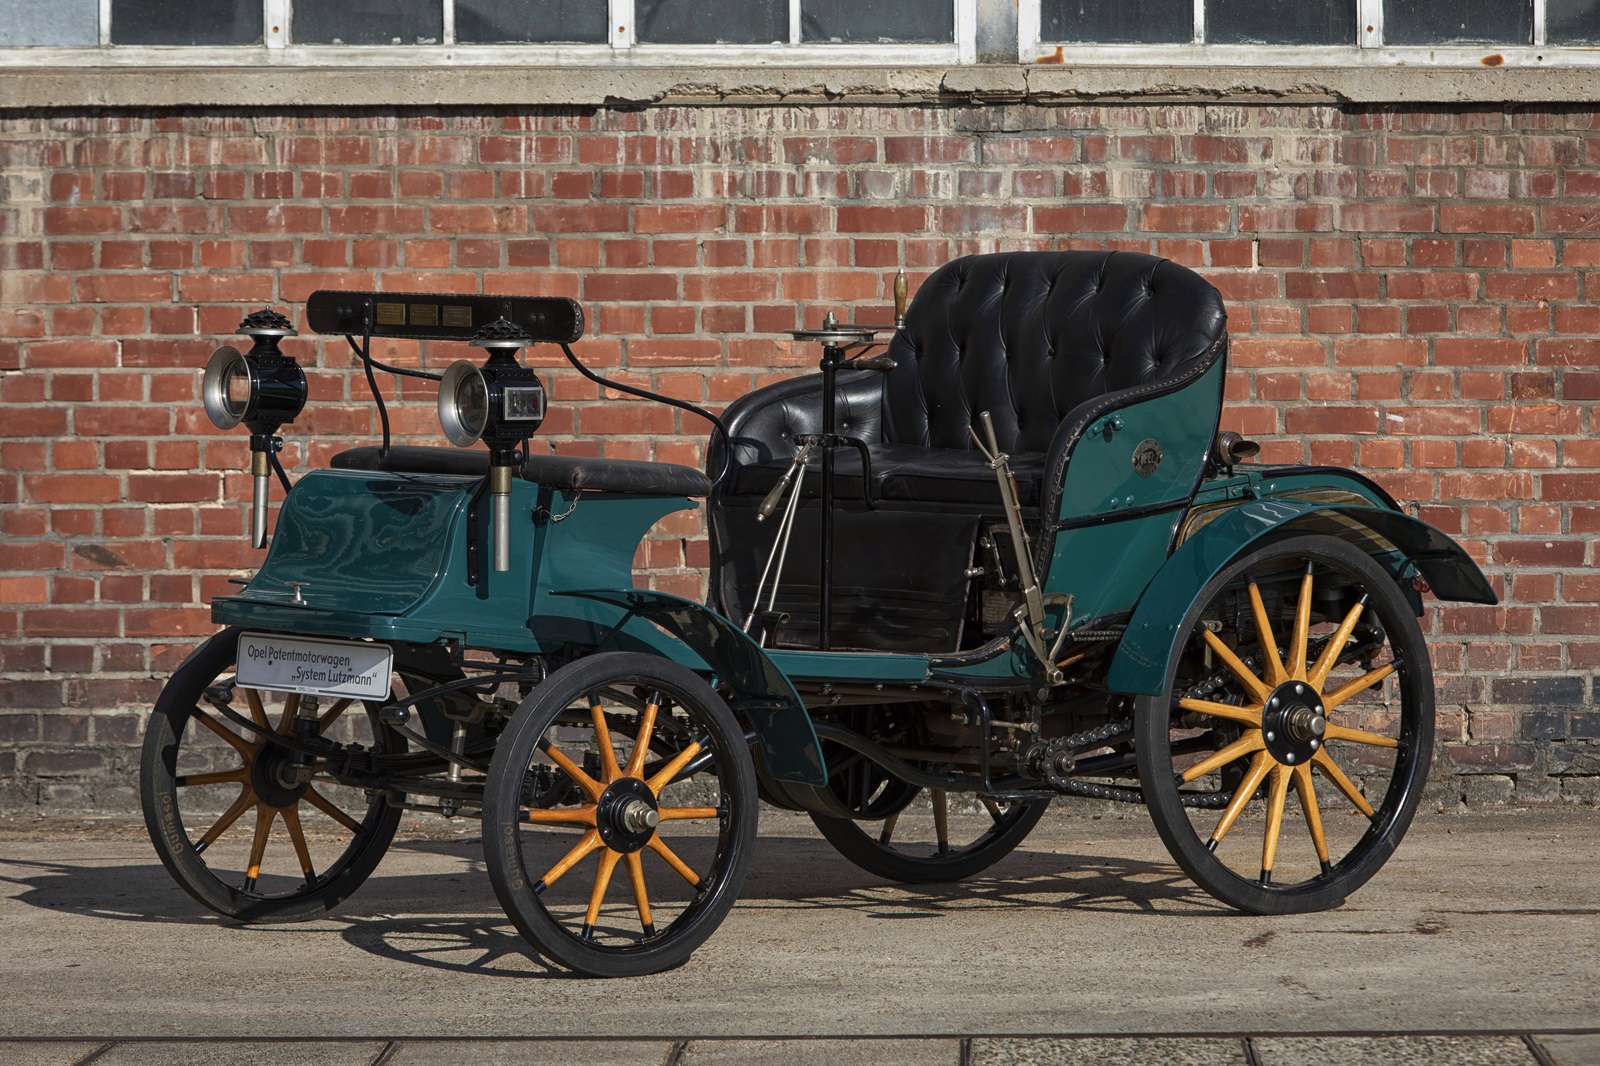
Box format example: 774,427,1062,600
0,805,1595,1062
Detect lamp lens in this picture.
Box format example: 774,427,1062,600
201,346,252,430
456,372,488,437
438,360,490,446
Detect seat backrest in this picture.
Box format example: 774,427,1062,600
881,251,1227,454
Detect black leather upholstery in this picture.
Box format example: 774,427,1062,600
332,445,712,497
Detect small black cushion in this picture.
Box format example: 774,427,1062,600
331,445,712,497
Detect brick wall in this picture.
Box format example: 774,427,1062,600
1,103,1597,812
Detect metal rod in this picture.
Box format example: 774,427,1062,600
818,342,842,651
251,472,269,549
490,463,513,572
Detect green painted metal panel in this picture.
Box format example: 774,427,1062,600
764,648,932,684
1045,509,1184,625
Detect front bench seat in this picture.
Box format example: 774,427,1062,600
332,445,712,497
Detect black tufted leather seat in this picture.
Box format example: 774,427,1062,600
710,250,1228,651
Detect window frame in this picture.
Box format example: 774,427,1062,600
1019,0,1600,67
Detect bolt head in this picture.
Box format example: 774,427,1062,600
1286,753,1296,764
1265,731,1275,742
1310,739,1319,750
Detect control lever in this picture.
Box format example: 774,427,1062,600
757,440,815,521
848,353,898,372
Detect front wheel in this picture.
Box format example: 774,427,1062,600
483,652,758,977
1135,534,1434,914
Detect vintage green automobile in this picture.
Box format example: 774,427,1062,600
141,251,1495,977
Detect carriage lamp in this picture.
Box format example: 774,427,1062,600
202,308,308,549
437,318,546,572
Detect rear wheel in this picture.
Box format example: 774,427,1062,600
1135,535,1433,914
811,791,1048,884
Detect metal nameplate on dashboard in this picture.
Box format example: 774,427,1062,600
305,290,585,344
235,632,393,701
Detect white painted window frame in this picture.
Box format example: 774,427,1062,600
1020,0,1598,66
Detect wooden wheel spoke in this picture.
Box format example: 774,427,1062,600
537,828,603,891
878,811,901,845
1323,663,1395,711
931,788,950,855
624,850,655,936
584,849,622,932
645,740,703,795
538,739,604,803
176,768,250,788
276,692,301,735
280,803,317,883
1293,764,1331,869
1288,565,1315,681
589,698,623,785
1308,597,1367,692
646,835,702,888
656,806,719,822
1177,697,1263,728
243,804,276,891
981,798,1003,824
1209,751,1273,847
1200,630,1271,703
243,688,270,731
1324,722,1400,749
1260,764,1292,880
317,698,354,735
625,696,660,780
1247,580,1288,686
521,805,598,827
1312,749,1375,818
1180,730,1266,784
193,785,257,853
303,785,363,833
192,707,257,757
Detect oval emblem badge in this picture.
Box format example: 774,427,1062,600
1132,438,1163,477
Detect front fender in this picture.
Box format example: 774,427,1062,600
556,589,826,786
1105,499,1495,696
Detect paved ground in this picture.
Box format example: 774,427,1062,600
0,806,1595,1063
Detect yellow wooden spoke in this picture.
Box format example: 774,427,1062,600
521,806,598,827
932,788,950,855
176,768,250,788
584,848,622,930
276,692,301,735
280,803,317,881
193,785,256,853
1260,764,1291,879
624,698,660,780
1308,597,1367,692
1324,723,1400,749
303,785,363,833
1293,764,1331,868
1312,749,1375,817
243,688,270,730
1323,663,1395,711
624,851,655,934
1288,566,1315,681
539,740,604,803
192,707,256,757
1177,698,1263,728
657,806,719,821
538,828,603,890
1180,730,1266,784
590,699,623,785
243,804,276,889
1209,751,1274,846
1200,629,1271,703
878,810,901,845
317,698,354,735
645,741,703,796
646,835,702,888
1247,580,1288,686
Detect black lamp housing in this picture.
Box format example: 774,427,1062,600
202,308,308,435
437,317,546,455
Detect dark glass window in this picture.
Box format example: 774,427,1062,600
456,0,607,43
1041,0,1193,44
801,0,953,42
110,0,261,45
636,0,785,43
1208,0,1357,44
1548,0,1600,44
1382,0,1532,45
294,0,443,45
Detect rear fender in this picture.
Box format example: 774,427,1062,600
1105,499,1495,696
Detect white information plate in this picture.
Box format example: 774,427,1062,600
235,632,393,701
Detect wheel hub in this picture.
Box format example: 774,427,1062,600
595,778,660,853
249,741,313,809
1261,680,1326,767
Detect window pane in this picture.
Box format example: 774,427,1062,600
111,0,261,45
1548,0,1600,44
1,0,99,45
1207,0,1356,44
1382,0,1531,45
294,1,443,45
456,0,607,43
636,0,785,43
1041,0,1193,44
801,0,952,42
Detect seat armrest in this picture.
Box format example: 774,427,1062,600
711,369,886,474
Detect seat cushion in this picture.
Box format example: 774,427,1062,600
727,442,1045,512
331,445,712,497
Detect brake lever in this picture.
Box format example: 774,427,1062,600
847,354,898,372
